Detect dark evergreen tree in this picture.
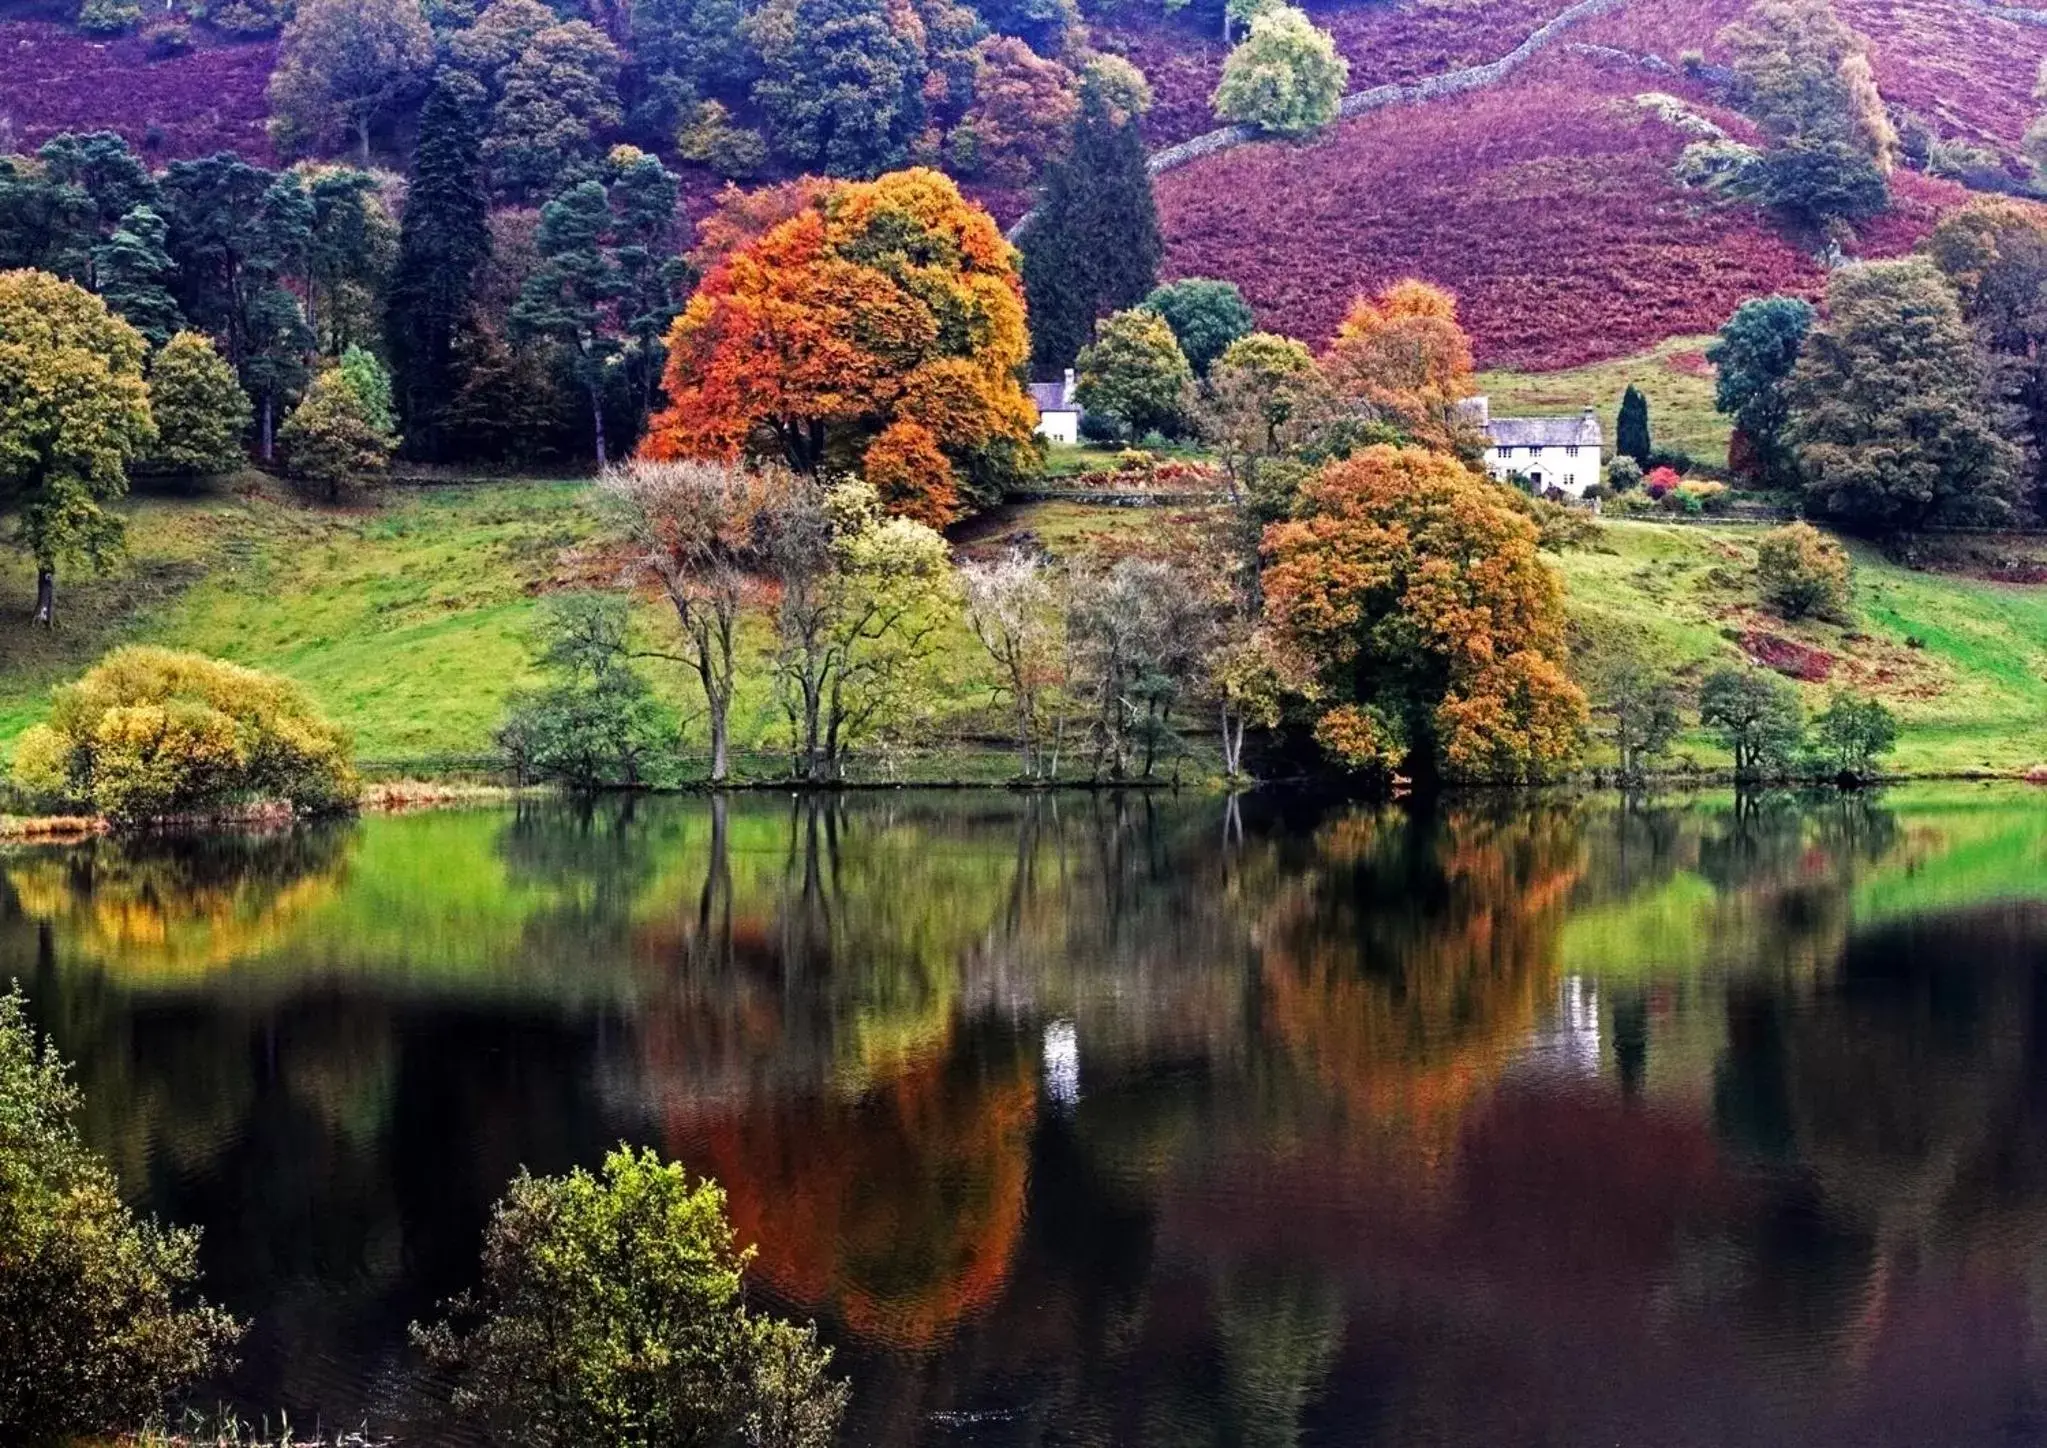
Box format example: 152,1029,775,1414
303,168,388,354
510,153,683,464
92,205,184,348
1616,383,1653,466
36,131,157,285
160,156,315,460
388,81,492,459
1019,89,1162,375
625,0,756,138
512,180,625,465
750,0,929,177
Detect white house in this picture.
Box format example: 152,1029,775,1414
1467,396,1603,498
1030,369,1082,446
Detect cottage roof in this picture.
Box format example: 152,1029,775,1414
1485,409,1601,449
1030,381,1078,414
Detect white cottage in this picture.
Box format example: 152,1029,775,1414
1030,369,1083,446
1467,396,1603,498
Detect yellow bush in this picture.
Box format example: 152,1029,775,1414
12,647,357,825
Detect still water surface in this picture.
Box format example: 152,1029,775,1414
7,788,2047,1445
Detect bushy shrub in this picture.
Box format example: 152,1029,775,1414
413,1146,849,1448
1755,520,1852,620
76,0,141,33
0,987,242,1444
1644,465,1681,499
11,647,358,825
1606,456,1644,492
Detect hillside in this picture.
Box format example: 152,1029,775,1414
1473,335,1731,466
5,481,2044,779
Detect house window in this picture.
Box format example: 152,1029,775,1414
1565,446,1578,458
1496,446,1510,458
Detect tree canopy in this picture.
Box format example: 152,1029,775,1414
1211,5,1349,140
0,268,155,624
1709,294,1814,486
1786,257,2016,530
267,0,436,162
1145,276,1254,376
644,167,1036,527
1321,279,1476,451
1076,306,1192,438
1261,445,1586,783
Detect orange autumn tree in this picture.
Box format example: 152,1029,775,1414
1321,279,1480,453
642,167,1038,528
1261,444,1587,783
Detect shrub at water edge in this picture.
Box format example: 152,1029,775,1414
11,647,359,825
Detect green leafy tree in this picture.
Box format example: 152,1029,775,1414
627,0,756,138
1811,689,1897,779
266,0,436,162
276,366,397,500
1211,5,1348,140
1019,80,1162,372
1144,276,1253,376
92,204,183,347
512,153,683,464
1698,663,1805,781
1075,307,1193,438
387,80,493,459
445,0,555,100
145,331,252,475
748,0,929,176
1786,257,2017,530
412,1145,849,1448
10,647,356,821
1755,520,1851,620
497,593,677,788
1709,295,1813,486
484,20,624,200
337,343,397,433
1616,383,1652,466
0,269,155,627
1589,642,1683,783
1195,330,1337,495
1923,199,2047,517
1754,139,1887,226
0,986,241,1444
302,167,397,354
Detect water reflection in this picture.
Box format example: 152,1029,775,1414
4,787,2047,1445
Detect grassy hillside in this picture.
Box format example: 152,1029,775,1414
1475,335,1731,469
1558,520,2047,775
4,483,2044,779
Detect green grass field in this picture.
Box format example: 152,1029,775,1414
1477,335,1731,470
1556,520,2047,775
3,478,2044,778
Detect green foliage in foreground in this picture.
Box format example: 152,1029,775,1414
413,1145,847,1448
0,987,241,1445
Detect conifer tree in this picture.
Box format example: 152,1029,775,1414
387,81,492,460
1019,86,1162,374
93,204,184,348
1616,384,1652,466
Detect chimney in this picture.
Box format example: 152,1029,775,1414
1063,367,1076,403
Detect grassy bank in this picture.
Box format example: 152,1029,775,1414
2,478,2043,780
1558,520,2047,775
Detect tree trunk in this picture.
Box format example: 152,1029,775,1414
32,565,53,628
261,390,275,463
589,384,609,468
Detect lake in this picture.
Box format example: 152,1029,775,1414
7,786,2047,1446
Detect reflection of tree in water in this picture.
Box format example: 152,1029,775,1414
4,824,354,981
1255,800,1589,1147
1206,1263,1346,1448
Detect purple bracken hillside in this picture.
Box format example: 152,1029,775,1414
0,21,275,162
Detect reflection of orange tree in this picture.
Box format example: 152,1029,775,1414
1257,802,1587,1151
681,1047,1037,1352
5,827,351,982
